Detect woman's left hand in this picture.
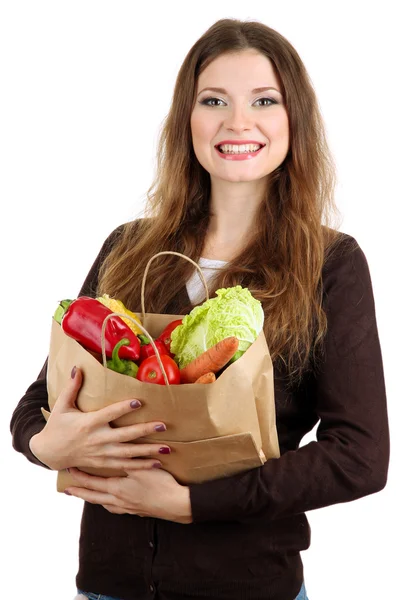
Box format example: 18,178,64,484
65,466,193,524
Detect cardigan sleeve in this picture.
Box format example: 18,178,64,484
9,224,125,468
189,238,390,523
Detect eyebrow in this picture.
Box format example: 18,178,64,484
197,86,282,96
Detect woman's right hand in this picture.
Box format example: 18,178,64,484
29,366,169,472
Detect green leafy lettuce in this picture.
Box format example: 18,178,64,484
170,285,264,369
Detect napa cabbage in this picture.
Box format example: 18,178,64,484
170,285,264,369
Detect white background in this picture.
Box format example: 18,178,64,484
1,1,399,599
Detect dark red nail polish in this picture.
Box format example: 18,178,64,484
64,490,72,495
159,447,171,454
71,366,77,379
154,424,166,432
152,462,163,468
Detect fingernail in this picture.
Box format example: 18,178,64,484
130,400,142,409
71,366,77,379
154,424,166,432
66,468,70,473
159,447,171,454
152,462,163,468
64,489,72,495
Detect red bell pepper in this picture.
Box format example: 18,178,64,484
60,296,140,360
157,319,183,355
138,334,171,363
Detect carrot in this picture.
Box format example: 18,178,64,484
180,336,239,384
194,372,216,384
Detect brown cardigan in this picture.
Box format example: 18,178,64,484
10,223,389,600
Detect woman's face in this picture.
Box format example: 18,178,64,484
190,49,290,185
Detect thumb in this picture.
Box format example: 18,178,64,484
53,365,83,413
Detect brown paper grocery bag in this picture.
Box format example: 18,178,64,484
44,251,280,492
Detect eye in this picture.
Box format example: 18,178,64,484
253,97,277,107
199,97,226,107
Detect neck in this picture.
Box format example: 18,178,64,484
207,178,267,246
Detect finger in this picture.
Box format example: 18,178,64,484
108,421,168,443
107,442,171,460
76,457,163,471
124,459,163,472
68,467,113,492
65,486,116,506
89,398,143,426
53,366,83,413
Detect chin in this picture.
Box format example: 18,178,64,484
217,170,268,184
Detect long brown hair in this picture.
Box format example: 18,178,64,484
98,18,351,385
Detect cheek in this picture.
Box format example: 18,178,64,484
268,111,290,141
259,108,289,142
190,111,214,147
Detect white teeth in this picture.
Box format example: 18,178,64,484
218,143,262,154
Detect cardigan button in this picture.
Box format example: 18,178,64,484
149,541,154,549
150,584,155,592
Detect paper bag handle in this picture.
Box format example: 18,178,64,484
100,313,173,386
100,251,210,387
141,251,210,322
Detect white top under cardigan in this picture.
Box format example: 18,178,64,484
185,257,228,305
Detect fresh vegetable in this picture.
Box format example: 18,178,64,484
106,338,139,377
157,319,183,355
170,285,264,369
137,335,170,362
137,354,181,385
60,296,141,360
194,372,216,384
97,293,142,335
53,299,73,324
180,336,239,384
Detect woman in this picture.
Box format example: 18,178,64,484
10,18,389,600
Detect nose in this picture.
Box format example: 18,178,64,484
223,102,254,133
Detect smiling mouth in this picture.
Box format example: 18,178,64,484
216,143,266,155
